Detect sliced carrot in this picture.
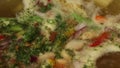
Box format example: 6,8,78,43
53,59,67,68
95,15,106,23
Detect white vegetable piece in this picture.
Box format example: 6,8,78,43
73,61,82,68
39,52,55,62
81,30,97,40
65,40,85,51
74,23,86,31
61,50,71,61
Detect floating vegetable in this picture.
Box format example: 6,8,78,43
49,32,57,42
72,24,86,39
95,15,106,23
0,35,5,40
90,31,109,47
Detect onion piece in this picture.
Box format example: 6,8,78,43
0,40,11,50
38,52,55,62
34,11,46,18
72,23,87,39
65,40,85,51
74,23,87,31
73,61,80,68
73,61,83,68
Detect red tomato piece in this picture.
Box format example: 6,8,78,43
48,0,51,2
90,32,109,47
0,35,5,40
30,56,38,63
49,32,57,42
95,15,106,23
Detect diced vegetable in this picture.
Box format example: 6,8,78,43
61,50,71,61
49,32,57,42
0,39,11,50
71,13,102,31
74,23,86,31
73,61,81,68
0,35,5,40
71,13,92,23
90,31,109,47
10,25,23,31
81,30,97,40
30,56,38,63
55,14,62,23
53,59,68,68
23,26,39,42
48,0,51,2
65,40,85,51
39,3,53,13
72,24,86,39
95,15,106,23
40,59,54,68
